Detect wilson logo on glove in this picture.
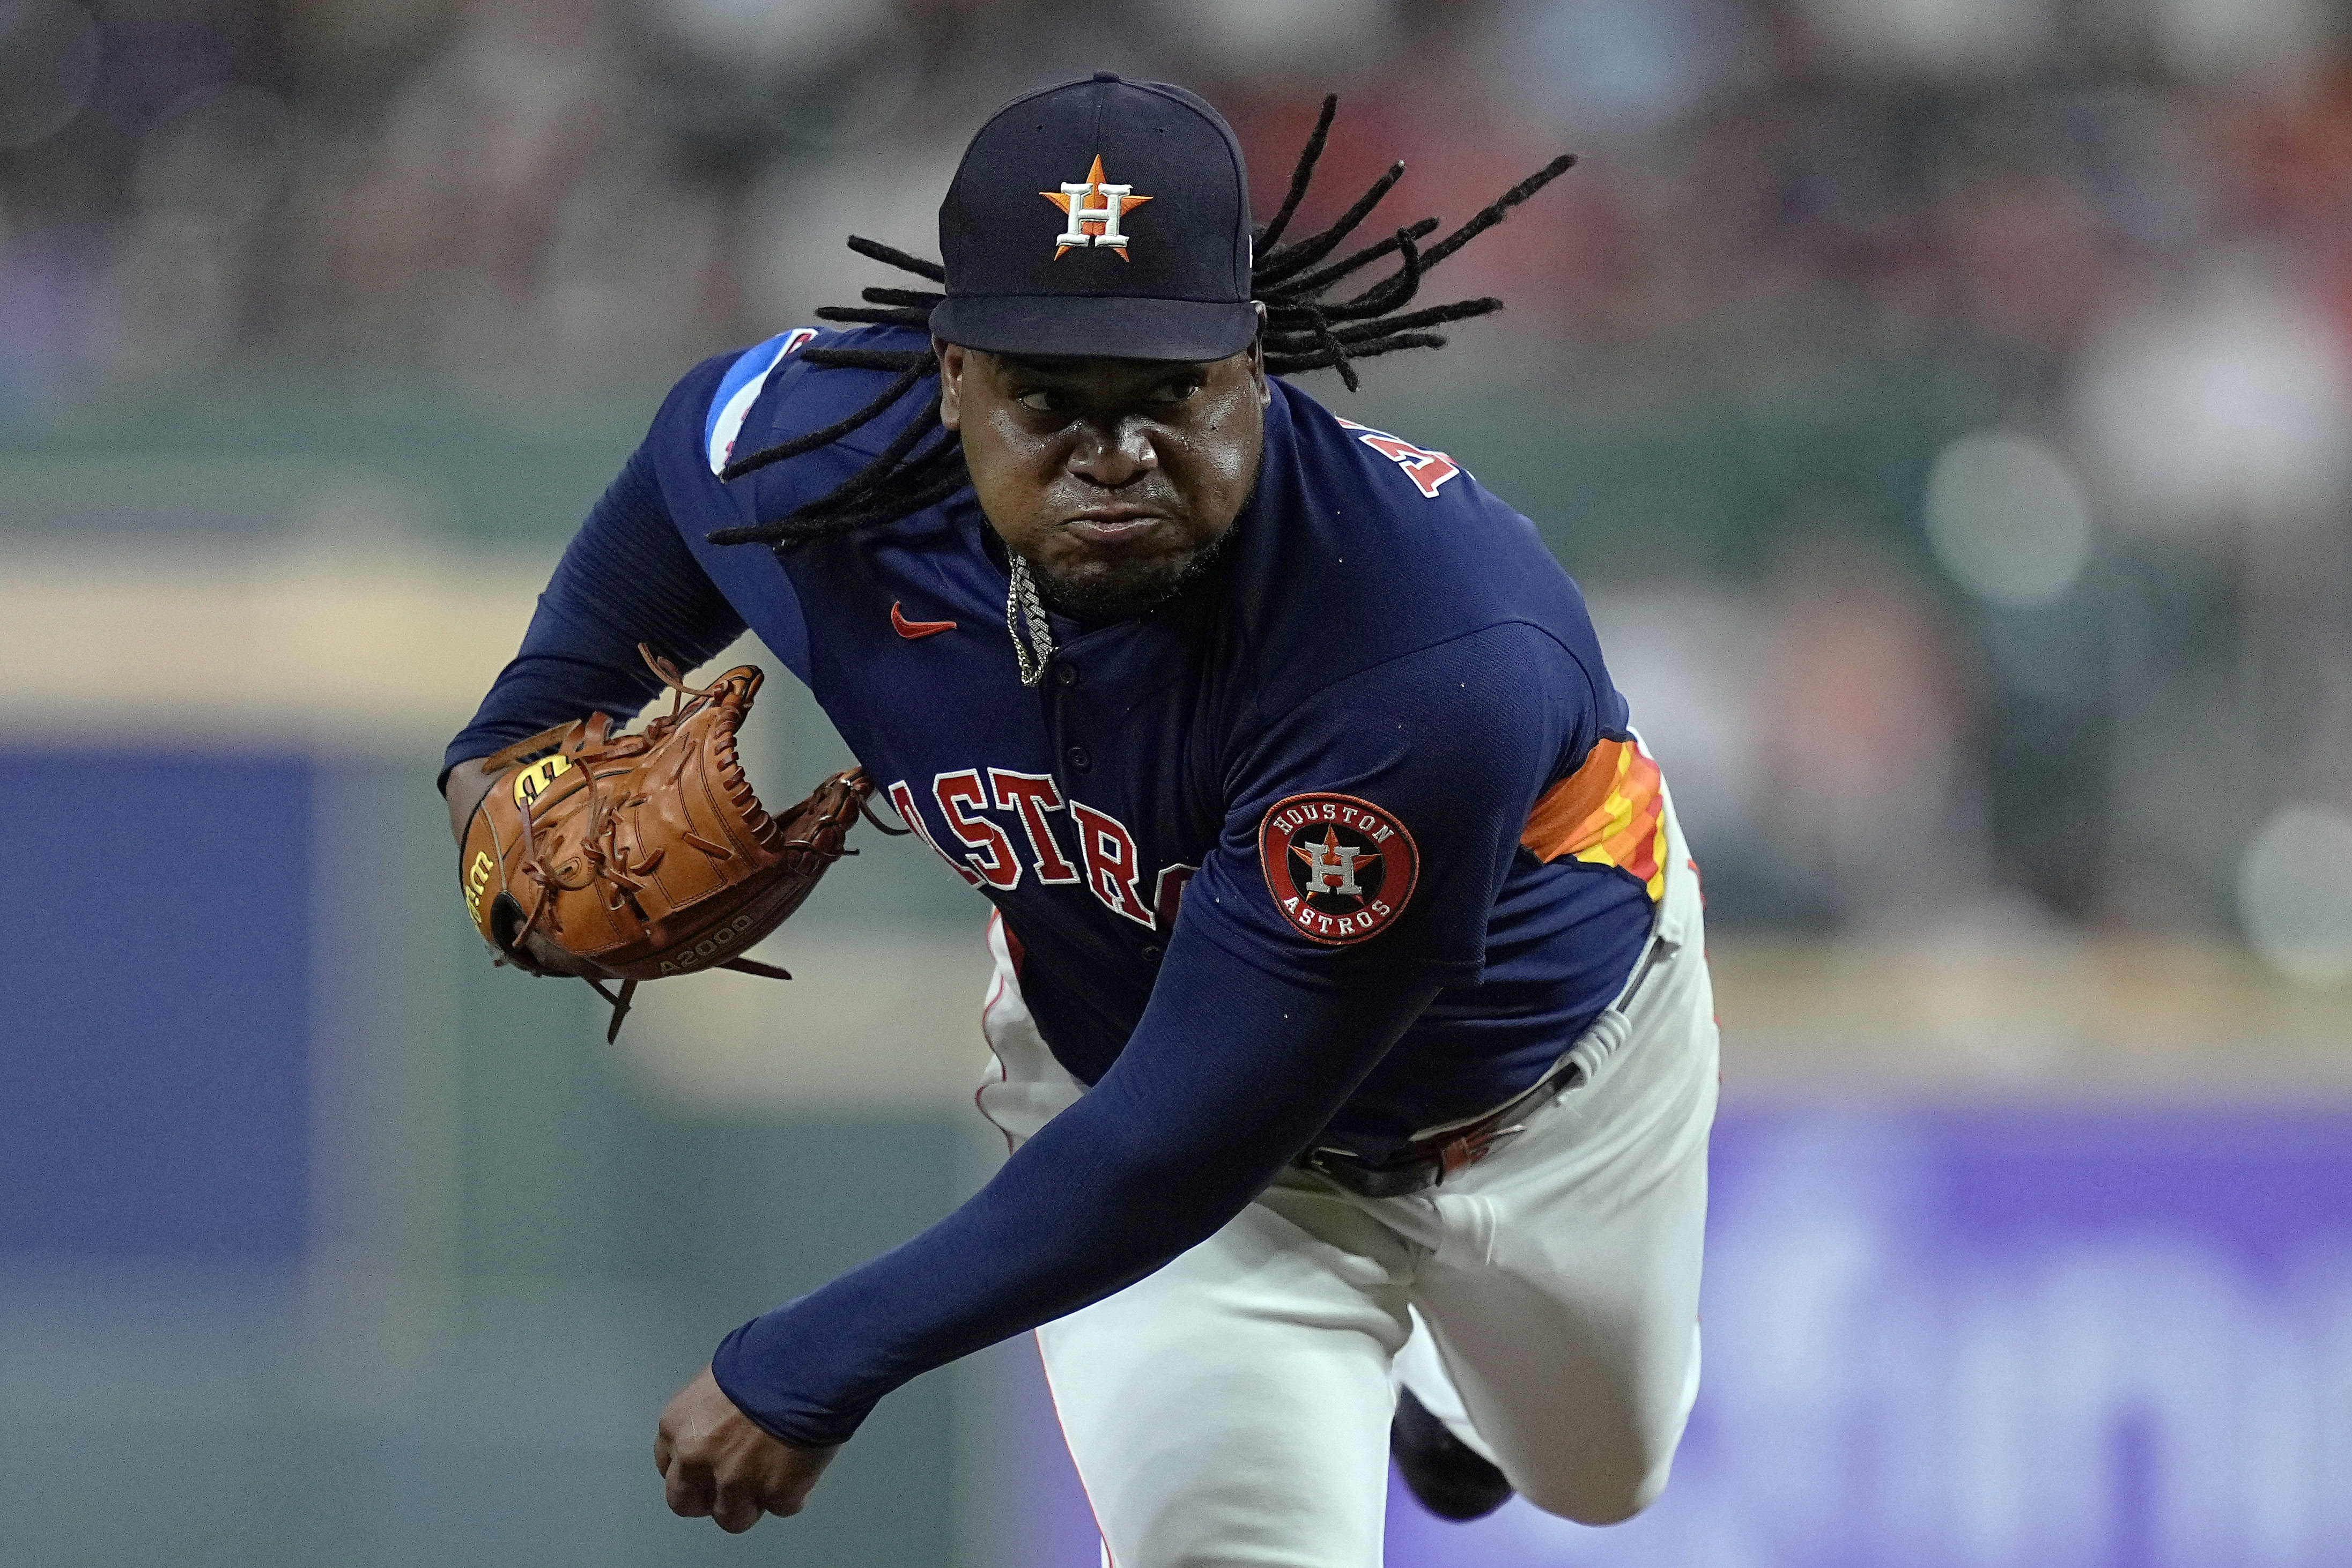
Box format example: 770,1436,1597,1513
457,645,906,1040
511,752,572,809
1257,792,1419,945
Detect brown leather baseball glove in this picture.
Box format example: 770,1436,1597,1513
457,645,904,1040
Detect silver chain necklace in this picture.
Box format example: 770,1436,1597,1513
1005,553,1056,687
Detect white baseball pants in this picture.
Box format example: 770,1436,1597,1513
975,809,1718,1568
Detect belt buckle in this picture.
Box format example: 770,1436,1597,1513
1301,1147,1438,1199
1435,1121,1524,1180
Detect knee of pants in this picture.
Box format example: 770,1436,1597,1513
1516,1441,1678,1527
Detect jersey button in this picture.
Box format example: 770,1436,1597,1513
1066,744,1092,772
1054,663,1079,687
1139,943,1164,964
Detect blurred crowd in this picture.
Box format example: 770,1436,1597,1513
5,0,2351,971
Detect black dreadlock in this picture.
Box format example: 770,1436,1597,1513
707,98,1574,553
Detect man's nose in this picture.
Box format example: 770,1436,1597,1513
1068,419,1157,488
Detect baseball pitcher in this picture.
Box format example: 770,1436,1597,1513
443,73,1718,1565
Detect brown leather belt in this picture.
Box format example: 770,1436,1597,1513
1295,1117,1531,1198
1292,1052,1584,1199
1292,929,1670,1199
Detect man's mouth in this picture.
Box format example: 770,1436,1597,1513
1060,507,1168,545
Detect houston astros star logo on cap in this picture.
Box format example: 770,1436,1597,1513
1042,154,1153,260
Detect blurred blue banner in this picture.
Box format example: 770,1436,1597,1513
0,749,312,1263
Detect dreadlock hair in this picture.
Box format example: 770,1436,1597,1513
707,97,1574,554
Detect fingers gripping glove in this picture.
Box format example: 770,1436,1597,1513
457,645,906,1040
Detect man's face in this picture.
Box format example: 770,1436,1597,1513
936,327,1270,620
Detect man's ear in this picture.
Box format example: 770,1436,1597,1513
1247,302,1270,408
935,337,966,429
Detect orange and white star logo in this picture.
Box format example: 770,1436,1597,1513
1042,154,1152,260
1293,826,1379,898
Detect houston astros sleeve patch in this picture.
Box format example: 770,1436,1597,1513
1258,793,1421,945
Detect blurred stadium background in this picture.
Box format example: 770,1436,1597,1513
4,0,2351,1564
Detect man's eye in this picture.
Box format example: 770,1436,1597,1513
1152,380,1204,403
1015,390,1057,412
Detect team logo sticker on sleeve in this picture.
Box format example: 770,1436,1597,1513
1258,793,1419,946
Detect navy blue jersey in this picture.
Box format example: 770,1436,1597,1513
448,326,1670,1444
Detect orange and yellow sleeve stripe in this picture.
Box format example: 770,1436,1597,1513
1519,735,1667,901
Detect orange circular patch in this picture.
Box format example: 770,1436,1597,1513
1257,793,1419,946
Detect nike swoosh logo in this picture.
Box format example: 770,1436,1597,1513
891,602,957,640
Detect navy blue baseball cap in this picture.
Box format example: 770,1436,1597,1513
930,72,1257,363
